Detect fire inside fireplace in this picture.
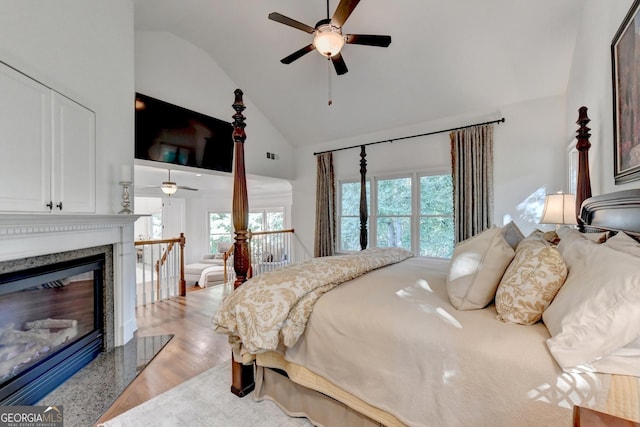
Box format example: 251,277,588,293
0,254,104,405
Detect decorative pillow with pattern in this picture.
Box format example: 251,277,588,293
495,239,567,325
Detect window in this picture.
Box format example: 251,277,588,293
208,212,233,253
249,209,285,232
338,172,454,258
419,174,454,258
339,181,370,251
376,177,412,250
150,212,163,239
208,208,285,253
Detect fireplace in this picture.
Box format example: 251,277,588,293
0,245,113,405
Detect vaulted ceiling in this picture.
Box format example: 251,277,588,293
133,0,585,148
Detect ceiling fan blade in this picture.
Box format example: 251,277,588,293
281,44,315,64
268,12,315,34
331,0,360,28
177,186,198,191
331,53,348,75
345,34,391,47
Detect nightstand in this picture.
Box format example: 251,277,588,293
573,406,640,427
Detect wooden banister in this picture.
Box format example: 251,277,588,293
138,233,187,297
248,228,294,237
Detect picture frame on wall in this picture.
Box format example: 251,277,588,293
612,0,640,184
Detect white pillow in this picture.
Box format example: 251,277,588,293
542,239,640,375
447,227,515,310
604,231,640,257
556,228,602,262
557,226,607,248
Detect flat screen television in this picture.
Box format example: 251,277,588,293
134,93,234,173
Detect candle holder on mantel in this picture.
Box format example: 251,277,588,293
118,181,133,214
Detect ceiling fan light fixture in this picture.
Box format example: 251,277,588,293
313,24,344,57
161,181,178,195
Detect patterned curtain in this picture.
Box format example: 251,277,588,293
314,152,336,257
450,124,495,243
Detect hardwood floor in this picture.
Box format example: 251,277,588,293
94,283,233,425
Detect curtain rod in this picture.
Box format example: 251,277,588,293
313,117,506,156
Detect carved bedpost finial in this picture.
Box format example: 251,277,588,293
232,89,246,145
575,106,592,226
231,89,250,289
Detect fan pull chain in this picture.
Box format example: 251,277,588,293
327,57,333,106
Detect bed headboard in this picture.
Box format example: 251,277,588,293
580,189,640,237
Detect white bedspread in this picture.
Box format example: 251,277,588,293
283,258,614,427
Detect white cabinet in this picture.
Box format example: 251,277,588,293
0,62,95,213
51,93,96,213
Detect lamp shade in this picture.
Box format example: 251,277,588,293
540,193,578,225
161,181,178,195
314,25,345,57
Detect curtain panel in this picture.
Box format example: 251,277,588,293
314,152,336,257
450,124,495,243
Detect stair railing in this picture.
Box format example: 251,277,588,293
134,233,186,305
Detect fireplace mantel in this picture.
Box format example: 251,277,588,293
0,214,141,261
0,213,142,230
0,213,141,347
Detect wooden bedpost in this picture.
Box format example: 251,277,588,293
230,89,255,397
575,106,592,224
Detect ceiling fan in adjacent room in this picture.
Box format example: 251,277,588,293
269,0,391,75
144,169,198,196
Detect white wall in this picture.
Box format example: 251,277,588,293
0,0,135,215
494,95,568,229
293,94,568,253
566,0,637,194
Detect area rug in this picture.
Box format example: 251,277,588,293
97,360,313,427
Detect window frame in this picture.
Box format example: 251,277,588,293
338,169,453,258
207,207,286,253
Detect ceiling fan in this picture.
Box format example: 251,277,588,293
268,0,391,75
145,169,198,196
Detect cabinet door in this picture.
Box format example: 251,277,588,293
51,93,96,213
0,63,52,212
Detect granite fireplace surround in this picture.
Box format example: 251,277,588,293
0,213,139,397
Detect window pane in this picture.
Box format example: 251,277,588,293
208,212,233,253
420,217,454,258
341,181,370,215
151,213,162,239
266,211,284,230
248,212,264,231
340,217,364,251
420,175,453,215
376,217,411,249
209,213,231,234
378,178,411,215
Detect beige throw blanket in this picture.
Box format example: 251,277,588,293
212,247,413,359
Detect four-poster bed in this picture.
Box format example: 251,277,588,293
216,91,640,426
